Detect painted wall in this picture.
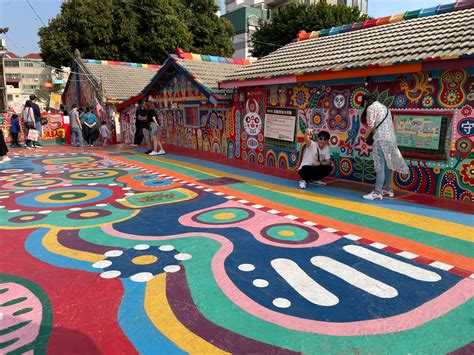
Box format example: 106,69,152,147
228,68,474,202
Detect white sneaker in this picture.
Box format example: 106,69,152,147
382,189,394,198
299,180,306,189
157,149,166,155
131,144,138,147
35,145,43,149
25,146,33,150
149,151,158,156
363,191,383,200
310,180,326,187
3,156,11,162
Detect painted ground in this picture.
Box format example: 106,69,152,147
1,145,473,354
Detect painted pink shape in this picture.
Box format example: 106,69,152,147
178,200,341,248
0,282,43,353
103,224,474,335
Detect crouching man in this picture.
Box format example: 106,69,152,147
298,129,333,189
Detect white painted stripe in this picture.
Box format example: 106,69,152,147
204,189,214,192
397,251,419,259
158,174,167,177
370,242,387,249
343,245,441,282
343,234,361,241
172,178,181,181
271,258,339,306
310,256,398,298
214,192,224,196
303,221,317,226
429,261,454,271
267,209,280,214
187,183,196,186
237,199,249,204
470,274,474,279
323,227,338,233
195,186,204,189
284,215,298,220
251,204,264,209
225,195,236,199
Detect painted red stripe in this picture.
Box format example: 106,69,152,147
449,267,472,278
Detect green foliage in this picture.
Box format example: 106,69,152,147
38,0,233,68
251,2,369,58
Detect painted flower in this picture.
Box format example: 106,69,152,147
291,86,310,109
461,105,472,117
460,160,474,186
394,94,408,108
445,92,459,105
421,95,434,108
433,166,441,174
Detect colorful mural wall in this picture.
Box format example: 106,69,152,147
229,69,474,202
0,112,67,145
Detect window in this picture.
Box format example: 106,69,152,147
183,105,199,127
23,62,34,68
4,61,19,67
5,73,20,79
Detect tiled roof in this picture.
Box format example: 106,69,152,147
224,6,474,82
23,53,42,60
81,59,160,100
173,56,246,97
4,51,19,59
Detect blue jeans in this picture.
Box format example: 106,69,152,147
71,126,83,146
374,141,392,192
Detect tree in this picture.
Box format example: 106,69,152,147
251,1,369,58
38,0,233,68
182,0,234,56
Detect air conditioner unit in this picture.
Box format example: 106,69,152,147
0,39,6,48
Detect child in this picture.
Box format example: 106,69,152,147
10,114,21,147
99,121,110,146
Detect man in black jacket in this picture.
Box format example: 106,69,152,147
131,100,147,147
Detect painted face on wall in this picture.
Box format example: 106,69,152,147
333,94,346,109
243,98,263,136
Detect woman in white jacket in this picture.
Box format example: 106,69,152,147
22,100,37,149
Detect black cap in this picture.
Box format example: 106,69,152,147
29,94,37,100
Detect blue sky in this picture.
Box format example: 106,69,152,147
0,0,455,56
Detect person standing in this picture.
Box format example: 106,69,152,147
99,121,110,146
148,107,165,156
0,129,11,163
81,107,98,146
69,104,83,147
9,114,21,147
361,94,409,200
298,129,333,189
29,94,43,148
131,100,147,147
22,100,37,149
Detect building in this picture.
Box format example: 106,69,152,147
62,54,160,141
220,2,474,202
223,0,368,60
3,51,52,110
116,51,251,149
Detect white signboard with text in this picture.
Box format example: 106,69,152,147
264,108,297,142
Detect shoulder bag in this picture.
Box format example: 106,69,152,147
366,108,389,146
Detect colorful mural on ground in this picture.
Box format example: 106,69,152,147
0,151,472,352
229,69,474,202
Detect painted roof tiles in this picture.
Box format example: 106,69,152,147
82,59,160,100
224,7,474,82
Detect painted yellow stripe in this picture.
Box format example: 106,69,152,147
154,156,474,242
42,228,103,262
144,274,228,354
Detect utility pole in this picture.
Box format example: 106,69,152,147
0,27,9,113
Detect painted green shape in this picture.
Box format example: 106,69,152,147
266,225,308,241
125,155,215,180
12,307,34,316
125,189,193,208
0,287,8,294
233,184,473,257
0,338,19,350
79,228,473,352
0,274,52,354
0,321,32,336
196,208,251,224
0,297,27,307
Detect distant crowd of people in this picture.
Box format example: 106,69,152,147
69,104,111,148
